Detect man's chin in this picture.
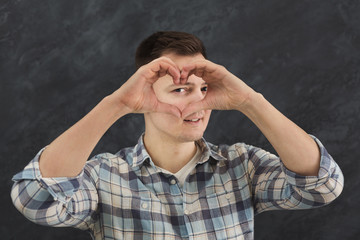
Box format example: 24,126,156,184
176,133,204,143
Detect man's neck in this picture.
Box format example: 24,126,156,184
143,132,197,174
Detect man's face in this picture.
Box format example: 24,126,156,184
144,53,211,143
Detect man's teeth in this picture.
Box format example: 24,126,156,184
185,118,200,122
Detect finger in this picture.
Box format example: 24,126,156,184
155,57,181,75
167,65,181,83
152,57,183,84
181,60,210,75
155,102,181,118
158,58,182,84
148,61,180,83
179,64,199,85
181,101,209,119
180,60,220,83
150,56,179,71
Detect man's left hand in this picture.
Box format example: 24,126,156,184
178,59,257,118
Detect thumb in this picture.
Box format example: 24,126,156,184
182,101,209,119
155,102,182,118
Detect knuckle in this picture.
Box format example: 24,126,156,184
219,65,227,71
138,64,148,72
158,56,170,62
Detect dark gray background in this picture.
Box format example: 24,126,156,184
1,0,359,239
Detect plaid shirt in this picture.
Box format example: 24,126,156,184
11,134,343,240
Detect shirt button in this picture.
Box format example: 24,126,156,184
142,203,148,209
225,193,231,200
170,179,177,185
184,209,190,215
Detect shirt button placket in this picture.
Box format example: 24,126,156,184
225,193,231,200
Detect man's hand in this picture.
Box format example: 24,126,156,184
109,57,182,117
178,59,257,118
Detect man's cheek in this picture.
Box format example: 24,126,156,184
155,95,186,110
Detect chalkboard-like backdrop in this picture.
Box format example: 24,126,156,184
1,0,359,239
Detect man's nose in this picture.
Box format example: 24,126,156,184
177,88,205,112
188,88,205,103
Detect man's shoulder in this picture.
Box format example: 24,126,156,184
87,146,135,168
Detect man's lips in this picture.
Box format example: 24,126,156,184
183,112,204,123
183,112,204,122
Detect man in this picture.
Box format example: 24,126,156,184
11,31,344,240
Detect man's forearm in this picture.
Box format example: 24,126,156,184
240,92,321,176
39,96,129,177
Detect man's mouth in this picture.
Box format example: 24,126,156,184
184,118,201,122
183,111,204,124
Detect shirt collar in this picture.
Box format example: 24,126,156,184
131,133,226,168
131,133,151,168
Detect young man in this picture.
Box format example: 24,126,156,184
11,31,344,240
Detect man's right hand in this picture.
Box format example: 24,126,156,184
108,57,182,118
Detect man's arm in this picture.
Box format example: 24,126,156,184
39,57,181,177
243,137,343,213
11,56,182,228
180,59,343,211
239,92,320,176
39,97,128,177
180,60,325,176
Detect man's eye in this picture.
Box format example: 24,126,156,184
173,88,186,93
201,86,208,92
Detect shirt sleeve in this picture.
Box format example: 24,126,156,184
10,146,100,230
245,135,344,215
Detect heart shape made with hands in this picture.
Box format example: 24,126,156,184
129,56,253,119
151,65,212,119
150,59,235,118
172,60,237,118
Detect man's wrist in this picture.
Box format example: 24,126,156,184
236,91,265,117
102,95,132,121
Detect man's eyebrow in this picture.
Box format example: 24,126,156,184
168,82,207,87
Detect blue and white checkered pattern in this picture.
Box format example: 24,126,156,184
11,134,344,239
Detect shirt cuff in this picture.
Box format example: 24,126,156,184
280,135,337,190
12,146,84,204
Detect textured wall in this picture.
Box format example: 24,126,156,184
1,0,359,239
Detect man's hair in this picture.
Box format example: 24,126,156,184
135,31,207,69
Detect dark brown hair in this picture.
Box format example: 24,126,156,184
135,31,207,69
